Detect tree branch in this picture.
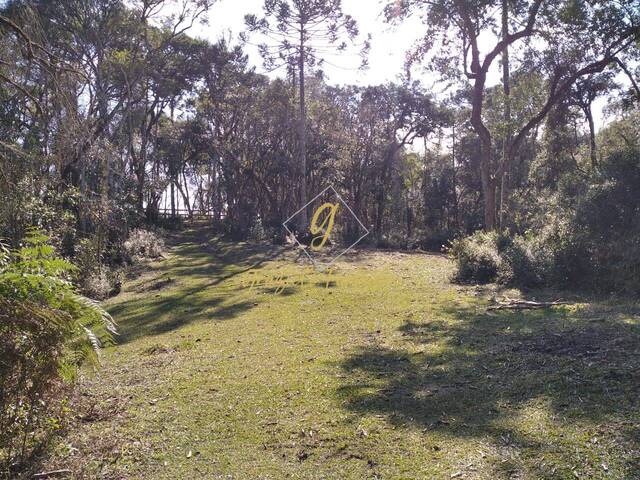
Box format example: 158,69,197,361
506,32,639,172
615,57,640,101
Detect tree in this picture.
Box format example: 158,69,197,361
570,73,615,168
360,83,446,242
244,0,369,228
386,0,640,230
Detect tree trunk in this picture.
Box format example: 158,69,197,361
481,156,497,231
584,104,597,168
297,26,308,229
136,157,145,214
78,158,88,233
170,180,175,217
468,52,496,231
181,169,192,216
375,186,385,244
499,0,512,230
375,142,399,243
451,122,459,231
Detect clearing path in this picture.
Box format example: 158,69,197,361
44,225,639,479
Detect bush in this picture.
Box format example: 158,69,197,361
74,237,102,277
569,147,640,292
248,215,266,242
497,234,549,287
0,230,116,473
450,225,584,288
74,237,113,299
448,231,503,283
450,146,640,292
123,228,165,261
82,269,112,300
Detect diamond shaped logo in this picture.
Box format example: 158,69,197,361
283,185,369,270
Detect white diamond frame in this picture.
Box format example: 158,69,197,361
282,184,370,271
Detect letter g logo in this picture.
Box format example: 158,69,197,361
309,202,340,251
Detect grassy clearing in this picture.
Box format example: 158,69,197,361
37,224,639,479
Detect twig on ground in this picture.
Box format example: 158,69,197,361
487,298,571,311
33,469,72,478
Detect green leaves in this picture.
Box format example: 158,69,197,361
0,228,117,369
244,0,369,74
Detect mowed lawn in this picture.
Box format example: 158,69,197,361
43,225,639,479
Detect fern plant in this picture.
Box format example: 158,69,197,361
0,228,116,369
0,229,117,472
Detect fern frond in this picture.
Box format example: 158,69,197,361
0,239,9,268
83,326,102,353
1,230,117,374
71,293,118,335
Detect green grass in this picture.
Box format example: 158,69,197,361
41,224,640,479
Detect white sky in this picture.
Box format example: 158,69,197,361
192,0,427,87
190,0,610,128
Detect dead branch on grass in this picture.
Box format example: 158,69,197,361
487,298,571,311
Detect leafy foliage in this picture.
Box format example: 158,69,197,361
448,231,503,284
0,230,116,472
450,146,640,292
123,228,165,261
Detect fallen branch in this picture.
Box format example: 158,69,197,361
487,299,571,311
33,469,72,478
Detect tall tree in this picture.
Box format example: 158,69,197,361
244,0,369,228
570,73,615,168
386,0,640,230
499,0,511,229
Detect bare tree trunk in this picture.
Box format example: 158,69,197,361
481,156,497,231
136,150,146,215
297,25,308,229
170,180,175,217
78,159,88,232
584,104,597,168
181,169,192,216
451,121,459,231
499,0,512,230
375,142,400,243
468,51,496,231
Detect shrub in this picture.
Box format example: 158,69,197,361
0,230,116,473
451,147,640,292
448,231,502,283
569,147,640,292
82,269,112,300
248,215,266,242
73,231,129,300
74,237,102,277
497,234,549,287
123,228,165,261
74,236,113,299
450,224,585,288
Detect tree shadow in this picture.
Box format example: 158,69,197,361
109,231,288,345
336,300,640,477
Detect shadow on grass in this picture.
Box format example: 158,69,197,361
110,226,287,345
337,301,640,477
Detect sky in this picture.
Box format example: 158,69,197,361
189,0,611,128
191,0,428,87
